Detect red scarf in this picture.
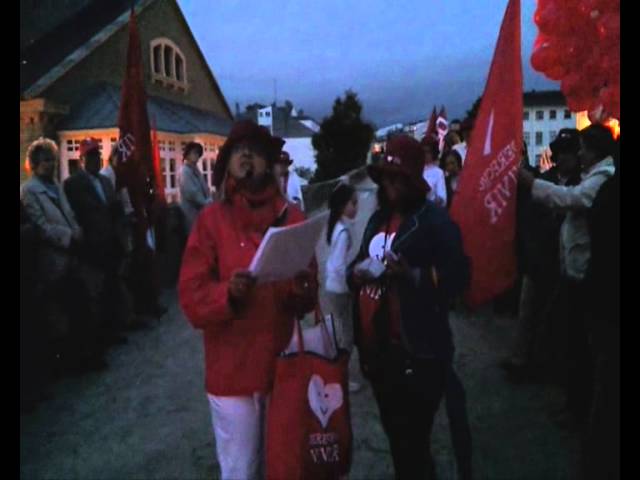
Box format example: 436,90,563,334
225,176,287,247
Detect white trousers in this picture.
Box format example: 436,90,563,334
207,393,269,480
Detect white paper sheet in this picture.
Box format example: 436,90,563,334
249,211,329,283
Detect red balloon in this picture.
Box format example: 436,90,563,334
597,13,620,47
531,41,562,74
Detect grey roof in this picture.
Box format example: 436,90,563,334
21,0,141,95
237,106,316,139
523,90,567,107
57,83,233,135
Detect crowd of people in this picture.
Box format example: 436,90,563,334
20,138,167,413
20,115,619,479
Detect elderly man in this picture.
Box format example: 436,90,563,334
64,138,129,348
21,138,106,374
178,141,212,234
518,123,616,429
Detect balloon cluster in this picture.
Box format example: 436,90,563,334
531,0,620,122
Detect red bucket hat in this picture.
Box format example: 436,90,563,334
213,120,284,189
368,135,430,193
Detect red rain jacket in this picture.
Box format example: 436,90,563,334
178,196,317,396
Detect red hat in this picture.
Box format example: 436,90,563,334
368,135,430,193
79,137,100,157
213,120,283,189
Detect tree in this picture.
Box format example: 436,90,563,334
311,90,374,183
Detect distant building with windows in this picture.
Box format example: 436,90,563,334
20,0,233,202
523,90,577,166
239,103,319,171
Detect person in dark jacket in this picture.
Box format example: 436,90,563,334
504,130,582,384
64,138,129,348
348,135,470,479
582,136,619,480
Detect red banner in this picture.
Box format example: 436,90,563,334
449,0,523,307
115,7,155,249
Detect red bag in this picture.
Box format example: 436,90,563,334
266,316,352,480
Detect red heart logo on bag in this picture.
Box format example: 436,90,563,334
308,374,343,429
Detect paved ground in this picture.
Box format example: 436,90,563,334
20,181,579,479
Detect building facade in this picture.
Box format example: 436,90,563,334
20,0,233,202
241,104,318,171
523,90,577,166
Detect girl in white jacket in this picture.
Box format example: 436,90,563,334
325,183,359,391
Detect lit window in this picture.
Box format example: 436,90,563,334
162,158,177,189
536,111,544,121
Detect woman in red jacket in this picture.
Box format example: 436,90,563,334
178,120,317,480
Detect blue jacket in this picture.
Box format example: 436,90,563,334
348,200,469,366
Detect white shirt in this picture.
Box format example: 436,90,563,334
325,219,356,294
423,164,447,207
532,157,615,280
285,170,305,211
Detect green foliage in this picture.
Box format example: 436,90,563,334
311,90,374,183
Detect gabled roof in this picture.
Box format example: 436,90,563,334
20,0,149,96
20,0,233,119
57,83,233,135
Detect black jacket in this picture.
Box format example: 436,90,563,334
585,173,619,326
347,201,470,369
64,170,126,268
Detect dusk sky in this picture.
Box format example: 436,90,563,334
177,0,556,128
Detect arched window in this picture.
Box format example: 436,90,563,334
150,38,187,91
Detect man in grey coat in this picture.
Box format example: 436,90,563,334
21,138,106,374
178,141,212,234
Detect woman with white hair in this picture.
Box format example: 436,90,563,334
21,138,106,374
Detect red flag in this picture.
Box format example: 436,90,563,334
436,106,449,153
150,116,165,202
115,7,156,250
449,0,523,307
424,106,437,141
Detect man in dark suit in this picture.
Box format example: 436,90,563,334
64,138,129,348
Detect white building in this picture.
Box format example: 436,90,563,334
241,104,318,171
523,90,577,166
